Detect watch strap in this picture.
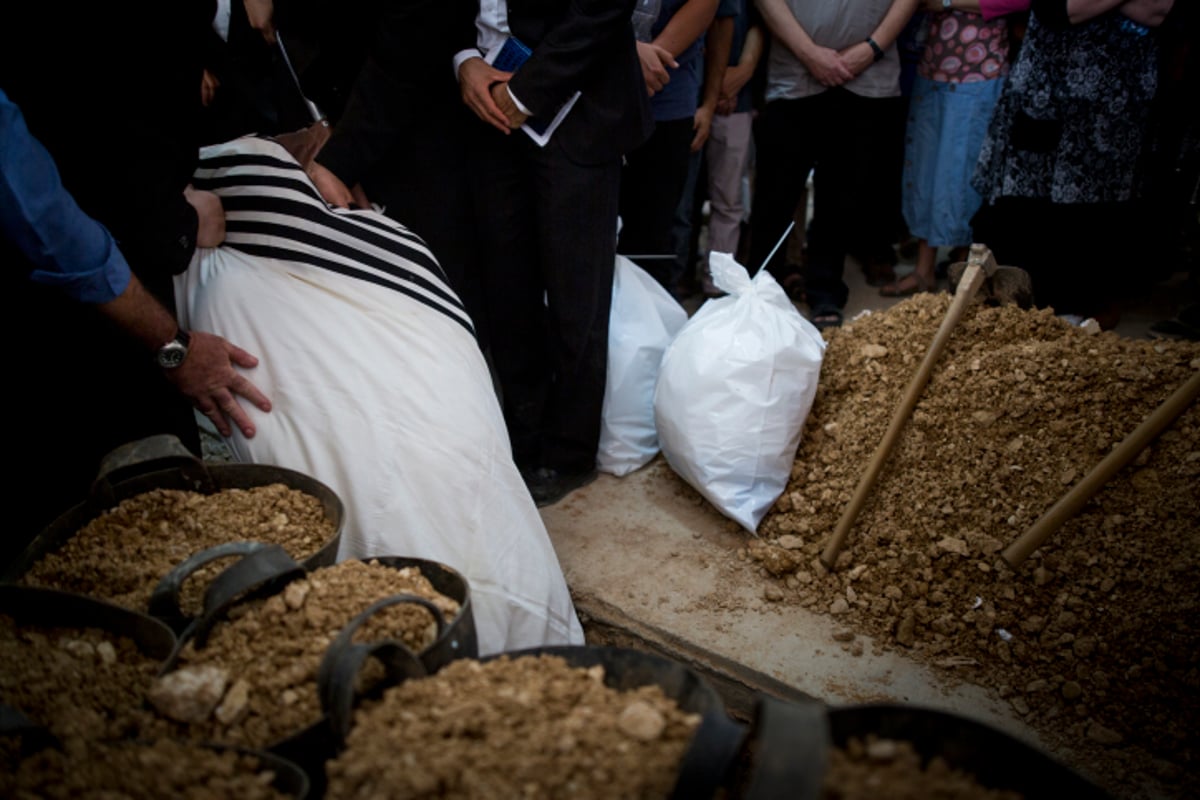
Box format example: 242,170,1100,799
865,37,885,63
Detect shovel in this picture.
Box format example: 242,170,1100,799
270,31,331,169
1001,368,1200,568
820,244,1032,570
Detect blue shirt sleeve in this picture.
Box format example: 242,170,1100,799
0,88,131,304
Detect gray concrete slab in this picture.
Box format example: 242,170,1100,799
540,459,1045,749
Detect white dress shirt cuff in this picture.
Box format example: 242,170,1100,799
453,48,484,79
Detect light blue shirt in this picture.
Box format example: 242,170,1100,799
0,88,131,303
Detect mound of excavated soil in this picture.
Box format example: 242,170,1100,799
716,295,1197,799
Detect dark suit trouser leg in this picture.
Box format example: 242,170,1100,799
473,129,619,474
617,118,695,289
805,90,903,310
748,96,819,280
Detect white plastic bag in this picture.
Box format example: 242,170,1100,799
597,255,689,476
653,252,826,532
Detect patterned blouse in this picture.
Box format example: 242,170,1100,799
918,10,1011,84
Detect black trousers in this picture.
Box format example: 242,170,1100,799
971,197,1132,318
749,88,903,310
617,117,695,289
470,126,621,474
3,270,200,566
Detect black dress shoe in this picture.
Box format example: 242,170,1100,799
523,466,598,507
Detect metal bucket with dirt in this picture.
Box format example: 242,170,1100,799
733,696,1111,799
2,435,344,612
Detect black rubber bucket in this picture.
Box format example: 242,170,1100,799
0,585,176,747
825,703,1111,799
494,646,748,800
0,584,176,660
319,644,746,799
1,434,345,594
150,546,477,797
734,696,1112,800
0,736,310,799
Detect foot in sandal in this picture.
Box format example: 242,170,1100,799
879,272,936,298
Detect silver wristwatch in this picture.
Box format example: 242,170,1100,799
156,329,191,369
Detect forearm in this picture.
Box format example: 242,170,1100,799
1117,0,1174,27
655,0,721,58
869,0,923,50
722,25,763,98
1067,0,1127,22
755,0,818,62
97,271,180,353
1033,0,1123,25
740,25,764,69
701,18,735,111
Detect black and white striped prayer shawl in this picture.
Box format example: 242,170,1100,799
191,137,474,336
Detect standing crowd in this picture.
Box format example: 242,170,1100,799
2,0,1196,555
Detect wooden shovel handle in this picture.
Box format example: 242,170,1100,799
820,262,988,569
1002,368,1200,568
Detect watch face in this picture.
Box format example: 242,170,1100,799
157,341,188,369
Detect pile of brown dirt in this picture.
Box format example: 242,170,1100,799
0,616,161,742
822,736,1022,800
145,560,461,749
720,295,1198,799
2,738,290,799
21,484,336,612
326,654,701,799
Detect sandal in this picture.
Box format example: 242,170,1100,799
809,304,843,331
879,273,936,298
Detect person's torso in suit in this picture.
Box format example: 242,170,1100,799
503,0,653,164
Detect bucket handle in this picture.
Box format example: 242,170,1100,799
317,595,448,745
670,710,748,800
150,542,305,647
740,695,830,800
89,434,216,510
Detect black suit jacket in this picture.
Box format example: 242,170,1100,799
299,0,476,187
464,0,653,165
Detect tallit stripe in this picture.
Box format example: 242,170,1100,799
192,145,471,332
229,241,475,336
200,180,445,281
225,218,464,313
193,154,425,245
